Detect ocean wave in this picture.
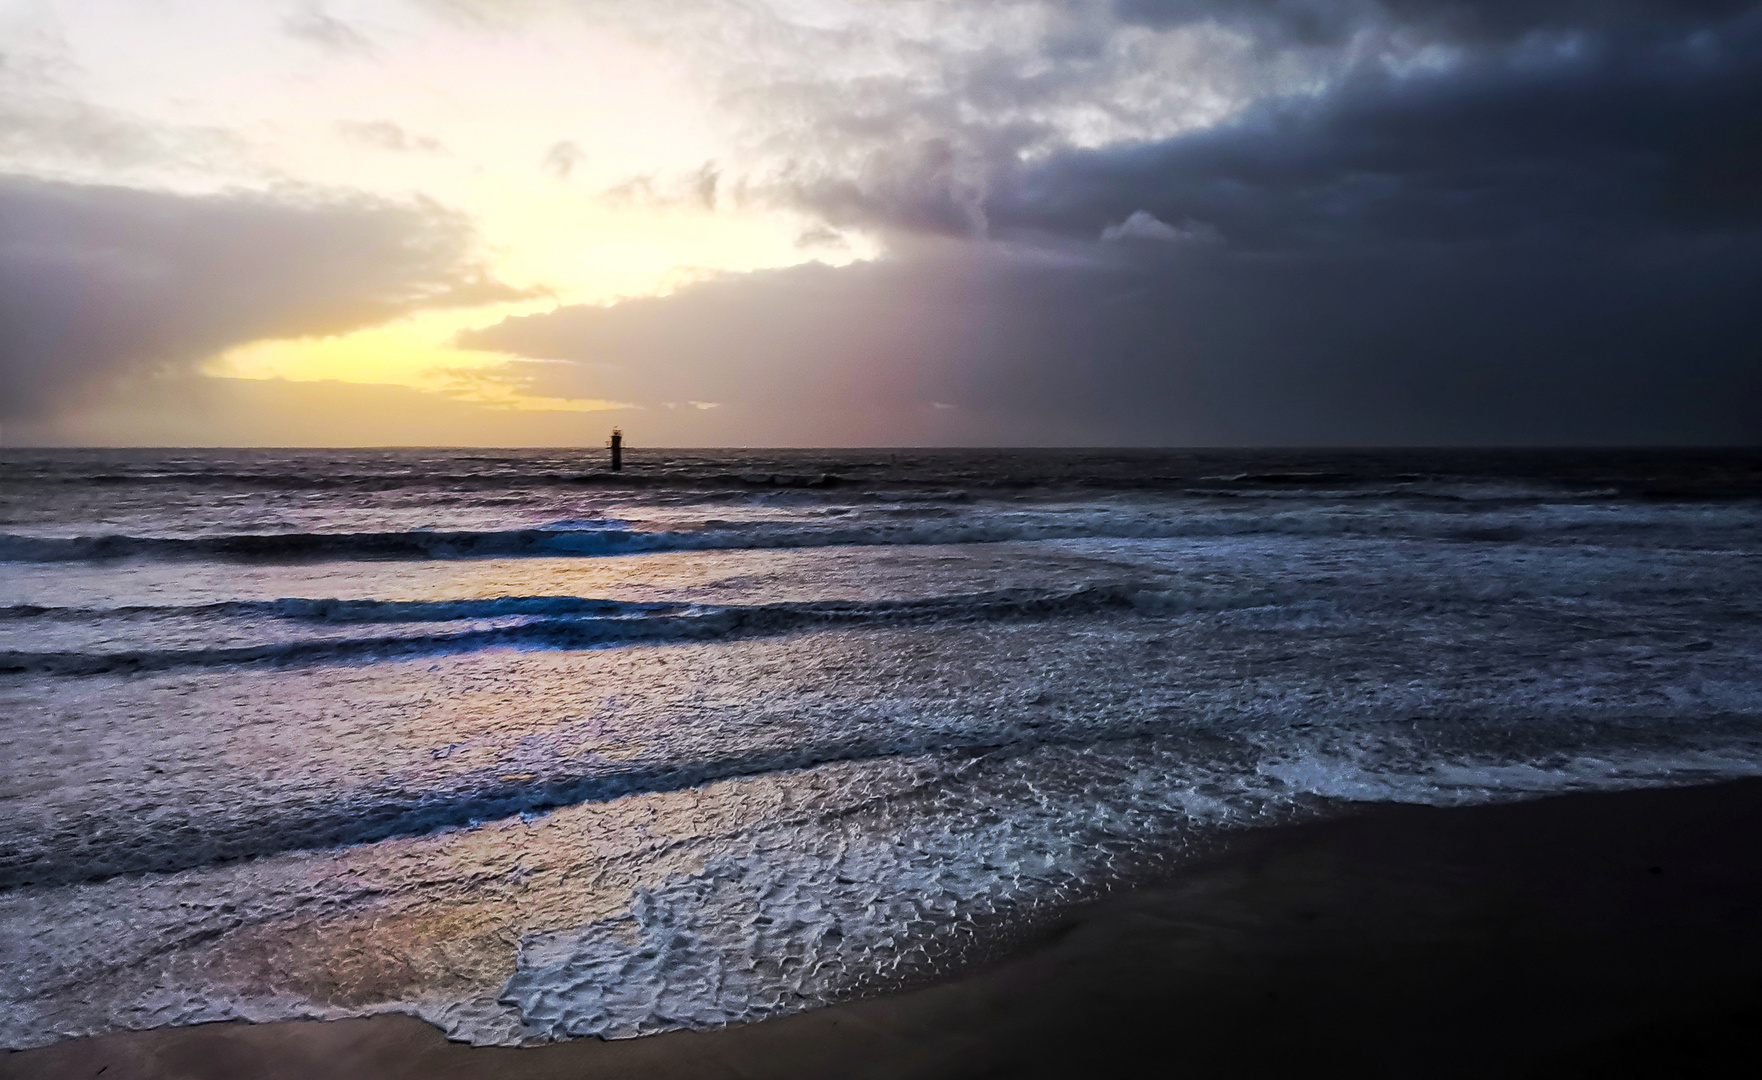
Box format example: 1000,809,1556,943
8,713,1759,895
0,596,685,623
0,506,1703,565
0,527,657,563
0,469,851,492
0,584,1238,677
0,744,994,890
6,714,1268,888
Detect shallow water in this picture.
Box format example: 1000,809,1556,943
2,448,1760,1046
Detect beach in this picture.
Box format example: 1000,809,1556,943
10,777,1762,1079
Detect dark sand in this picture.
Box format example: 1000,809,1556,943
8,779,1762,1079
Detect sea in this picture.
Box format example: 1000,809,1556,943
2,447,1760,1048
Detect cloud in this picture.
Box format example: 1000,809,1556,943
12,375,635,449
436,3,1762,445
795,223,847,249
519,0,1350,241
597,161,723,209
283,4,375,54
461,218,1762,445
385,2,1761,252
601,0,1760,255
13,1,1761,446
1106,1,1761,47
1,96,188,171
336,120,445,153
541,140,586,179
0,43,240,176
1099,210,1219,243
458,246,1048,444
986,7,1762,250
0,176,523,421
689,161,720,210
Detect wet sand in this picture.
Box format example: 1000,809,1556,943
8,778,1762,1079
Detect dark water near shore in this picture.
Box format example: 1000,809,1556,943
2,447,1760,1047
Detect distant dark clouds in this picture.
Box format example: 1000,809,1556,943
0,177,520,421
463,245,1116,445
469,1,1762,444
465,233,1762,445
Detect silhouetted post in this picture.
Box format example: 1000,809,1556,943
609,428,623,471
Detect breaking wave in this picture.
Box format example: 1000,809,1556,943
0,585,1250,677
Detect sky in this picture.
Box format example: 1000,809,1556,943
2,0,1759,447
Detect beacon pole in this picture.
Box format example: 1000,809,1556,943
608,428,623,472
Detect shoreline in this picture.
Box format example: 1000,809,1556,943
8,778,1762,1079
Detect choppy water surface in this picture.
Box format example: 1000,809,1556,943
2,448,1760,1047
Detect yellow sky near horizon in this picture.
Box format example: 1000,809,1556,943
204,200,869,409
8,0,879,411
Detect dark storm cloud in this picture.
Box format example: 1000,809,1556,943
1111,0,1760,42
0,176,520,421
468,2,1762,445
762,1,1762,246
464,232,1762,445
461,246,1124,444
779,2,1762,245
782,134,1009,237
990,7,1762,247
